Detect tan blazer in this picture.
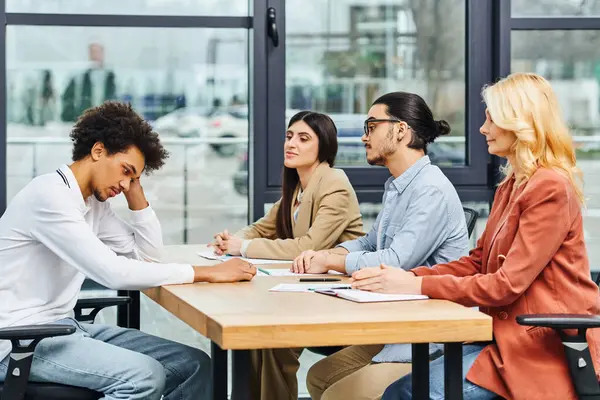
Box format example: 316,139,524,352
412,168,600,400
235,162,364,260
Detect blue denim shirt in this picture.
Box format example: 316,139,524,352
338,155,469,362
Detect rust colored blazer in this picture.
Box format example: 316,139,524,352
412,168,600,400
235,162,364,260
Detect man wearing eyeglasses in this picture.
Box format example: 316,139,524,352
294,92,470,400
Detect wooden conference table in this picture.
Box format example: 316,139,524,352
143,245,492,400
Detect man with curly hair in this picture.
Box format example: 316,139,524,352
0,102,256,399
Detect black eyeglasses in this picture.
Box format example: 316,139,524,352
363,118,403,137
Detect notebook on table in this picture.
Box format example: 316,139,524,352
269,283,351,293
314,289,428,303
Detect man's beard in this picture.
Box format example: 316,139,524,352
367,152,388,166
94,189,107,202
366,126,396,166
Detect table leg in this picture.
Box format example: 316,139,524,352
116,290,140,329
129,290,141,330
211,342,228,400
231,349,251,400
116,290,130,328
412,343,430,400
444,342,463,400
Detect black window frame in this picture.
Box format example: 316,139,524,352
0,0,272,224
254,0,511,214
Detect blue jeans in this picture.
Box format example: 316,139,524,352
382,344,499,400
0,318,211,400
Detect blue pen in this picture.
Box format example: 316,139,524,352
309,286,351,291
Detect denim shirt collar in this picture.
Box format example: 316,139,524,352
384,155,431,196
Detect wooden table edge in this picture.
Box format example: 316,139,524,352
144,286,492,350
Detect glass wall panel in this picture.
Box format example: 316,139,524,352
512,30,600,271
285,0,466,168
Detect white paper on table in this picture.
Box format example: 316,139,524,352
269,283,351,293
197,251,292,265
261,269,344,277
238,258,293,264
315,289,428,303
197,250,223,261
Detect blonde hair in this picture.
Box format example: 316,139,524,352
481,72,584,204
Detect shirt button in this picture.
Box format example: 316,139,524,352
498,311,508,320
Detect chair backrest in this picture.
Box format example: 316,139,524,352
463,207,479,239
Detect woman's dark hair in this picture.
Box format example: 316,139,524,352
70,101,169,174
275,111,338,239
372,92,451,154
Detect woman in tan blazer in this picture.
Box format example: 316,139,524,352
352,73,600,400
211,110,364,400
211,110,363,260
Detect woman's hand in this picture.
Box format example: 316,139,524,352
292,250,330,274
351,264,423,294
222,236,243,256
210,230,231,255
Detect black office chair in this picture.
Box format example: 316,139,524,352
517,272,600,399
308,208,482,358
0,296,130,400
516,314,600,399
463,207,479,239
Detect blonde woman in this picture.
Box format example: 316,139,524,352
350,73,600,399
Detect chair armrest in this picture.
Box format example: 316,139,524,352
0,325,77,399
516,314,600,330
517,314,600,396
0,324,75,341
76,296,131,309
74,296,131,323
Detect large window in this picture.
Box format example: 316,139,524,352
511,7,600,271
6,26,249,245
286,0,466,169
256,0,492,206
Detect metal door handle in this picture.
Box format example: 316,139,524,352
267,7,279,47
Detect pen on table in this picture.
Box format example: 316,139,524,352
309,286,352,291
258,267,271,276
299,278,341,282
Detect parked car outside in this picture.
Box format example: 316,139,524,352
205,105,249,156
232,151,248,196
152,105,252,157
204,107,303,157
152,106,212,138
